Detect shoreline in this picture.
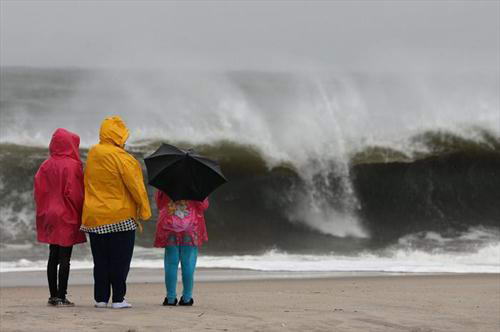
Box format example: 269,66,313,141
0,267,485,288
0,273,499,331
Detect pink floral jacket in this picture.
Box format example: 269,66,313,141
153,190,209,247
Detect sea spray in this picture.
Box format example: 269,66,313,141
286,77,365,237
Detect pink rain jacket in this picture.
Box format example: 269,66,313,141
153,190,209,247
34,128,86,247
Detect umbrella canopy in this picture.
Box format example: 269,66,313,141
144,143,227,201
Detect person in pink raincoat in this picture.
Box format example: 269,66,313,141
34,128,86,307
153,190,209,306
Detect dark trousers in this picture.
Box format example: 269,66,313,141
89,230,135,303
47,244,73,299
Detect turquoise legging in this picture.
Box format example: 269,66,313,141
164,244,198,303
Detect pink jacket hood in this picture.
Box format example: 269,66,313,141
49,128,81,162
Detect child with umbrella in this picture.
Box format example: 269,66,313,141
145,144,226,306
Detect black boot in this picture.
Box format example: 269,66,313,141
179,296,194,306
162,297,178,306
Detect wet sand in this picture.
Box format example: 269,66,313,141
0,273,499,332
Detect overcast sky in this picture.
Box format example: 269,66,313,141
1,0,499,71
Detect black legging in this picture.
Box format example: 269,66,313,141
47,245,73,299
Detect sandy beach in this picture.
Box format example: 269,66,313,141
0,272,499,332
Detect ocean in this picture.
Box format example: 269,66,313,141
0,67,499,273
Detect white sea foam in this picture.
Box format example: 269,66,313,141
2,241,498,274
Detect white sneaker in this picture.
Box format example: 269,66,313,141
94,302,108,308
112,300,132,309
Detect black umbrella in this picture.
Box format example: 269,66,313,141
144,143,227,201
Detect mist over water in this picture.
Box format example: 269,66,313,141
1,69,498,151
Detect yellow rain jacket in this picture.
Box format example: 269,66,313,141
82,116,151,228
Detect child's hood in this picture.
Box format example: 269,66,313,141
49,128,81,162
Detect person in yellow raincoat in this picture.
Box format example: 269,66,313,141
81,116,151,309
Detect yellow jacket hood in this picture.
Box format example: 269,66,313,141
99,116,130,147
